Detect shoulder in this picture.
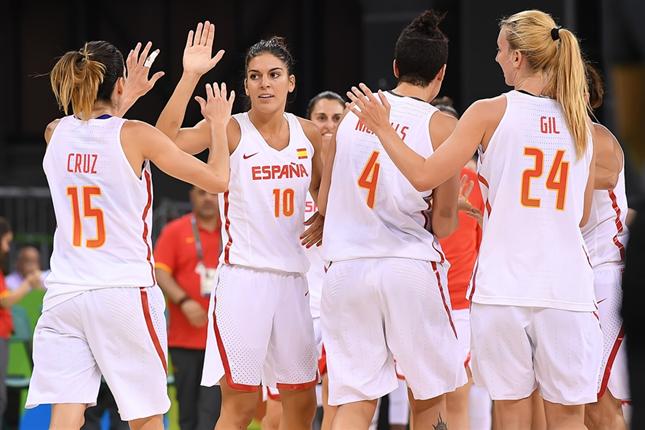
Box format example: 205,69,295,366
121,119,157,136
592,122,617,144
429,111,458,148
296,116,321,146
466,95,507,120
44,118,62,143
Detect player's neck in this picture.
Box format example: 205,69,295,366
513,72,548,98
247,109,285,134
89,102,118,119
392,82,436,103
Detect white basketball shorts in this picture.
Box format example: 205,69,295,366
25,286,170,421
594,265,629,400
321,258,467,405
201,264,318,392
470,303,603,405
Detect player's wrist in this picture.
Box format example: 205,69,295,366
176,295,192,307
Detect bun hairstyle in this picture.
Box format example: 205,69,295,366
50,41,124,121
394,10,449,87
585,62,604,110
500,10,590,158
245,36,295,75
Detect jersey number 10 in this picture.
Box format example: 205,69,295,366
521,148,569,210
66,186,106,248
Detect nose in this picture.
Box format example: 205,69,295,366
260,75,270,88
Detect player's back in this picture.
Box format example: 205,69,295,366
323,91,444,263
582,165,628,268
471,90,594,311
43,115,155,309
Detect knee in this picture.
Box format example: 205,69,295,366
283,390,317,422
585,401,622,430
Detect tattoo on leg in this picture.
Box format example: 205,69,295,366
433,413,448,430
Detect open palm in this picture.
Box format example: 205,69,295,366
183,21,225,76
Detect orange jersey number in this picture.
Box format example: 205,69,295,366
358,151,381,208
521,148,569,210
66,186,106,248
273,188,295,217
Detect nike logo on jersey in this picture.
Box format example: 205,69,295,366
243,152,259,159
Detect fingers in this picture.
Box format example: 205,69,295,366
194,22,204,47
206,22,215,47
144,49,160,68
358,82,377,102
194,96,206,110
132,42,142,65
199,21,210,45
149,71,165,86
186,29,194,49
138,41,153,66
209,49,226,68
378,90,391,110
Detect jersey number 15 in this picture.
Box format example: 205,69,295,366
66,186,106,248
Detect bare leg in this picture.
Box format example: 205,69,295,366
331,400,378,430
278,387,317,430
215,377,260,430
492,396,532,430
262,397,282,430
531,390,546,430
321,374,338,430
128,415,164,430
410,393,447,430
446,369,472,430
50,404,87,430
543,400,586,430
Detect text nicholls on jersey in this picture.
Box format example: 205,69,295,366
355,120,410,141
251,162,309,181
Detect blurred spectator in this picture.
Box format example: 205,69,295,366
154,186,222,430
5,246,48,291
0,217,42,429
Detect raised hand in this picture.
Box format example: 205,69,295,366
301,212,324,248
457,174,483,222
194,82,235,127
118,41,165,116
183,21,225,76
345,83,392,134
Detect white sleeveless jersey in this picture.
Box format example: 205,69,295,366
219,112,313,274
582,165,628,268
323,91,444,262
43,115,155,310
469,90,595,311
304,192,324,319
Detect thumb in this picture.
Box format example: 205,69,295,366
150,71,165,86
194,96,206,110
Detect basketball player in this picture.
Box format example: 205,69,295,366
583,64,630,430
24,39,234,430
316,10,467,429
347,10,603,429
156,23,323,430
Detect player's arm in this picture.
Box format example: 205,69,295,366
156,21,225,155
347,83,488,191
428,113,460,238
299,118,324,203
593,123,622,190
125,83,233,194
44,119,61,145
581,141,597,227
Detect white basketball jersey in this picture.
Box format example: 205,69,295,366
582,164,628,268
43,115,155,310
304,192,323,319
469,90,595,311
323,91,444,262
219,112,313,274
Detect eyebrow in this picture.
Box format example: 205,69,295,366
248,67,284,74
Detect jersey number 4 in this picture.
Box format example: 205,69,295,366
521,148,569,210
358,151,381,208
66,186,106,248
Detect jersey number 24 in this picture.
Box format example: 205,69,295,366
521,147,569,210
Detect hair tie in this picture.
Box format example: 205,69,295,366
551,26,562,41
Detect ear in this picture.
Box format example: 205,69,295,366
392,59,399,78
288,74,296,93
244,78,249,96
435,64,447,83
512,49,522,69
115,77,125,96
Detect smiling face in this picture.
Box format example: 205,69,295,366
309,98,344,136
244,53,295,114
495,28,518,86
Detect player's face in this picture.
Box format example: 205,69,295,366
0,232,12,256
245,53,295,114
495,28,516,86
17,248,40,276
191,187,219,220
309,99,344,136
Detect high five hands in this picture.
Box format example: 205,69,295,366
184,21,225,77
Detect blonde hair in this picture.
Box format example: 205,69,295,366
500,10,590,158
50,43,107,120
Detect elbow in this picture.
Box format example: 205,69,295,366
206,172,230,194
411,176,434,193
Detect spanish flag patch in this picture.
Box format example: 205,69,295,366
296,147,308,159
